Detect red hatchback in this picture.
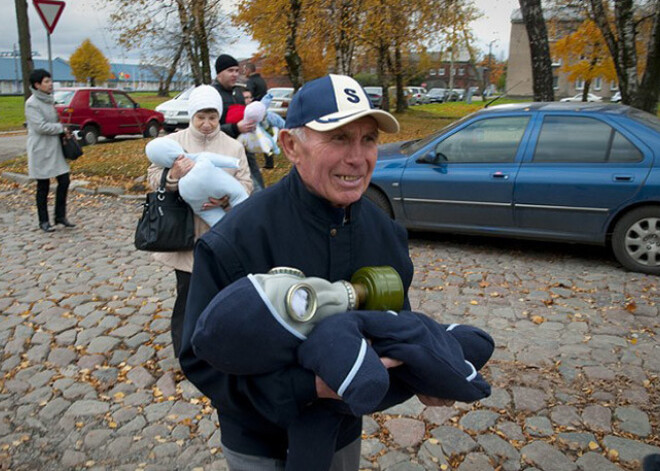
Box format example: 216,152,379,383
54,87,164,145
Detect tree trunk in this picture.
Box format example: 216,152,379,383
518,0,555,101
176,0,202,85
588,0,659,113
636,0,660,112
193,0,212,84
14,0,33,100
285,0,304,90
582,79,591,101
394,45,406,113
161,41,185,96
377,40,391,112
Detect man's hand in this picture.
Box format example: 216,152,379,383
169,155,195,180
202,195,230,211
237,119,256,134
416,395,455,407
315,376,341,400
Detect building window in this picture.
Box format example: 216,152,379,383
593,77,602,91
429,69,436,76
575,79,585,90
438,68,445,76
458,68,465,76
551,57,562,67
553,75,559,90
610,81,618,91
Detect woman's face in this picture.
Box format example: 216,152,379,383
35,77,53,94
192,109,220,134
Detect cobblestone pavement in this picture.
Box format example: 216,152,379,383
0,184,658,471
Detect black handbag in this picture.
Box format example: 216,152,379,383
134,168,195,252
61,134,83,160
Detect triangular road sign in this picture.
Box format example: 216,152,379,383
33,0,66,35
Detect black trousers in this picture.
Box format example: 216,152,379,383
173,269,191,358
36,173,70,223
246,152,264,191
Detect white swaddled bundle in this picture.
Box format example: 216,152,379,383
145,137,249,227
238,101,278,154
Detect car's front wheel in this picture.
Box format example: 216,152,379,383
143,121,160,138
364,186,393,219
612,206,660,275
81,125,99,146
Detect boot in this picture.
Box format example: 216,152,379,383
55,218,76,227
40,222,55,232
263,153,274,169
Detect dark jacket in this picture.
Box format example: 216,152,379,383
180,168,414,460
246,73,268,101
211,80,245,138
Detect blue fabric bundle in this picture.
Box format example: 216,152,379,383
145,137,249,226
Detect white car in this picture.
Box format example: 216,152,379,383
560,93,603,103
155,86,194,132
267,87,294,117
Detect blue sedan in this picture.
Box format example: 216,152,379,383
366,102,660,274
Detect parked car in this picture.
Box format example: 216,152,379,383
426,88,447,103
366,102,660,274
407,86,429,105
610,91,622,103
445,88,466,101
54,87,164,145
560,93,603,102
267,87,294,117
155,86,194,133
364,86,383,108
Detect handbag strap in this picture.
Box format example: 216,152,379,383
157,168,171,200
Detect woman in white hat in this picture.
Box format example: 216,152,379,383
146,84,253,357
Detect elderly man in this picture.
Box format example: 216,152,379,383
180,74,448,470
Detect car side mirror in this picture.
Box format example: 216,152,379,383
416,150,447,165
134,103,140,108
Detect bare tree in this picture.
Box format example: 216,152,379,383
518,0,555,101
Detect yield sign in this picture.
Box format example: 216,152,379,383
33,0,66,35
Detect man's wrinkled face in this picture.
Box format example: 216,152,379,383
216,66,240,89
281,117,380,208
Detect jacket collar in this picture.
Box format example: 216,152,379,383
286,167,362,226
31,87,54,104
187,122,221,145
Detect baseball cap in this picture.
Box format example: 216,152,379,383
285,74,399,133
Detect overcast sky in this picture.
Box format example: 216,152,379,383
3,0,518,64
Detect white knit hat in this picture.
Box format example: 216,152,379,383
187,85,223,119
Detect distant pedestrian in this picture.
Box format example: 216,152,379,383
212,53,264,191
245,62,268,101
25,68,76,233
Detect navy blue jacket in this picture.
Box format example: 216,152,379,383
180,168,414,460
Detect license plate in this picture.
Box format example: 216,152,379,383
165,119,178,125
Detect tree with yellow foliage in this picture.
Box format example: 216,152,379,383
552,19,616,100
69,39,112,87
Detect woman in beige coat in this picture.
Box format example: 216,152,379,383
25,69,75,232
147,84,253,357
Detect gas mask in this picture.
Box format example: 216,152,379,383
252,266,404,336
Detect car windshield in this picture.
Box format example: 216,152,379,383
428,90,444,96
628,108,660,133
400,115,473,155
364,87,382,94
53,90,75,105
174,86,195,100
270,88,293,98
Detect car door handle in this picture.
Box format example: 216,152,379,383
491,172,509,179
613,175,633,182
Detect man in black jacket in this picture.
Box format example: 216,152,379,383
212,53,264,189
181,74,452,471
245,62,268,101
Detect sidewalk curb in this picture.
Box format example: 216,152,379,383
1,171,144,198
